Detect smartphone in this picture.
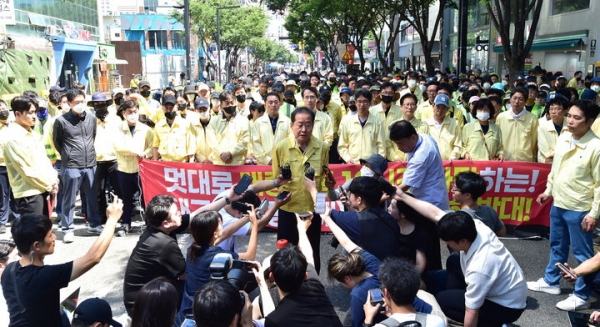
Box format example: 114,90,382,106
256,199,269,219
275,191,290,201
581,220,587,231
181,318,197,327
315,193,327,214
337,186,347,198
234,174,253,195
368,288,384,306
555,262,577,279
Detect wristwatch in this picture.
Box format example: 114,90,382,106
223,195,231,205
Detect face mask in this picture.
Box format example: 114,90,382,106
177,104,187,111
381,95,394,104
328,77,337,83
0,109,8,121
36,108,49,120
164,111,177,120
236,94,246,103
349,104,357,112
435,74,441,79
94,107,108,121
418,85,426,92
557,83,566,89
72,103,86,114
140,90,151,98
211,100,220,107
126,113,139,123
285,99,296,106
199,111,209,119
360,166,375,178
407,80,417,88
223,106,236,115
483,83,491,89
476,112,490,121
592,85,600,92
501,80,508,86
114,97,124,106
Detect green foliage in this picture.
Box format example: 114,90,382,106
250,38,297,63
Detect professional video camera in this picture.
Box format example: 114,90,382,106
210,253,258,293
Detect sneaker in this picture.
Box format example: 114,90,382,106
63,232,74,244
117,224,131,237
527,278,561,295
556,294,591,311
87,225,103,235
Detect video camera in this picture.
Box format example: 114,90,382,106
210,253,258,293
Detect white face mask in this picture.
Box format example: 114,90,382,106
126,113,139,123
211,100,220,107
360,166,375,178
591,85,600,92
501,80,508,86
476,112,490,121
483,83,491,89
418,85,426,92
199,111,209,119
407,80,417,88
72,103,86,114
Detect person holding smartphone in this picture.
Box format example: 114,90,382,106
271,107,329,273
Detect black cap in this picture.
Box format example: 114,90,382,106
319,85,332,95
139,80,151,88
162,95,177,105
72,298,122,327
284,90,295,98
194,97,209,109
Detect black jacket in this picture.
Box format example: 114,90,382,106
53,110,97,168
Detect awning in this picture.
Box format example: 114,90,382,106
95,58,129,65
493,33,588,53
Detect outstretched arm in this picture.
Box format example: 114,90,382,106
296,213,314,267
394,190,445,223
71,197,123,281
321,206,359,253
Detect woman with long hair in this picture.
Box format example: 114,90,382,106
131,278,179,327
174,208,258,325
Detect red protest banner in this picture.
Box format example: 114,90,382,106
139,160,552,231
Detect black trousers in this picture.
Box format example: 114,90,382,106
94,160,120,222
276,209,322,274
15,192,50,217
436,289,525,327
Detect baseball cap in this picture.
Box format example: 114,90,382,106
539,84,551,90
546,92,568,103
319,85,332,95
468,96,480,104
72,298,122,327
369,85,381,92
35,97,48,109
434,94,450,107
211,92,220,99
139,80,151,88
272,82,285,92
516,76,525,81
197,83,209,91
162,95,177,105
557,75,567,81
591,77,600,84
112,88,125,97
194,97,210,109
49,85,65,93
340,87,353,96
359,154,388,177
285,80,298,87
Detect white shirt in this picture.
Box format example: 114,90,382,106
213,191,250,252
461,220,528,310
374,313,445,327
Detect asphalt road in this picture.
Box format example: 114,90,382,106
2,217,594,327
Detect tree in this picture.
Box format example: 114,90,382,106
172,0,268,78
396,0,451,75
483,0,544,81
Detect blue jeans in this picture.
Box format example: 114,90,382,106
60,166,101,230
544,205,593,300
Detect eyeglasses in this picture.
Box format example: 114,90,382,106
403,103,416,108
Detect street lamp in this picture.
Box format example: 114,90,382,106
174,0,192,84
217,5,240,84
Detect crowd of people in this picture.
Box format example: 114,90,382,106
0,66,600,327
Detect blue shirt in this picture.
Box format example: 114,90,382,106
350,250,432,327
404,134,449,209
177,246,238,321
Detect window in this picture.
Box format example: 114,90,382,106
552,0,590,15
148,30,168,50
171,31,185,49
